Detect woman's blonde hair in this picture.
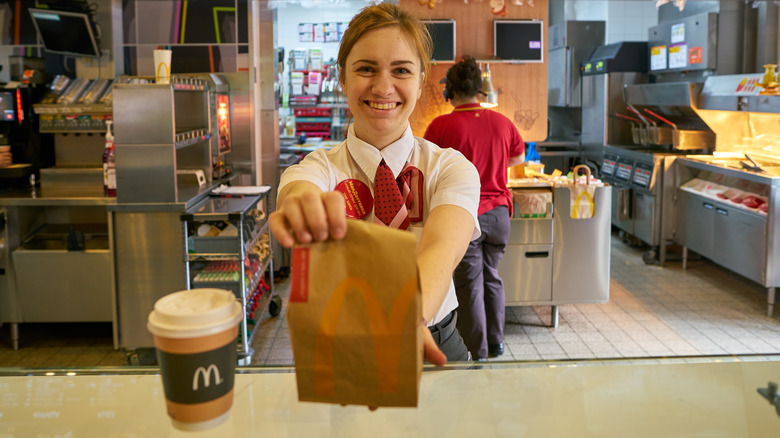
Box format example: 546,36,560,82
337,3,432,81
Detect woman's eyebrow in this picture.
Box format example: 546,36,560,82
350,59,416,66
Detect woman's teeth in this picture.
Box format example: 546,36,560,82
368,102,397,110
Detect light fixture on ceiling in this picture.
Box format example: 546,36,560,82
479,63,498,108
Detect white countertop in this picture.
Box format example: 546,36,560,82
2,357,780,437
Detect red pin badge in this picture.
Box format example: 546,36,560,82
335,179,373,219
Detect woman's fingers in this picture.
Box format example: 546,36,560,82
268,211,295,248
299,190,331,242
422,326,447,366
270,191,349,248
322,191,347,240
279,194,313,244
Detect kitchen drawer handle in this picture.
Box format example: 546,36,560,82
525,251,549,258
703,203,714,210
716,208,728,216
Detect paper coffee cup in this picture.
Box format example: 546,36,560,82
148,288,242,431
153,49,172,84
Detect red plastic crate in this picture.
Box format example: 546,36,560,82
304,131,331,140
296,122,331,131
294,107,332,117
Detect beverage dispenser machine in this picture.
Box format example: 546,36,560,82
0,84,54,188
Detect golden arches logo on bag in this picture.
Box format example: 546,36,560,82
289,245,419,398
572,191,595,219
314,276,417,396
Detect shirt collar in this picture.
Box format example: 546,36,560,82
453,103,483,112
346,124,415,182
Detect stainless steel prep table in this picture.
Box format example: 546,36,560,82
0,189,117,350
674,156,780,316
500,181,612,327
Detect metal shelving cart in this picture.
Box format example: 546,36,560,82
180,190,281,365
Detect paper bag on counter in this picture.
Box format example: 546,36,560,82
287,219,422,407
566,165,599,219
569,184,597,219
512,189,552,218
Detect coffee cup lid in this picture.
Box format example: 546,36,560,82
147,288,242,338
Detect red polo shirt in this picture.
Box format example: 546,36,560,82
424,103,525,216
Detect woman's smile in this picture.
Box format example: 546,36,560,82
366,101,399,110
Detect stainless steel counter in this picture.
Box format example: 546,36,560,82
0,188,117,206
500,181,612,327
674,156,779,315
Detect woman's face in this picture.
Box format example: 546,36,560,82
341,26,423,149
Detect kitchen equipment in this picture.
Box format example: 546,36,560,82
600,145,679,265
548,21,605,108
624,82,716,153
580,41,649,165
501,182,612,327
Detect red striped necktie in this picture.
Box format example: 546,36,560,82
373,159,423,230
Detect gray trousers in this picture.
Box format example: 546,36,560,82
453,205,511,359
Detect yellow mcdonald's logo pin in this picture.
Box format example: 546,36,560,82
314,276,418,396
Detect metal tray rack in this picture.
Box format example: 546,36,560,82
180,190,279,365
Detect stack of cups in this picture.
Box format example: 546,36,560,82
147,288,242,431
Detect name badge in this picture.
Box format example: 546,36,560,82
335,179,373,220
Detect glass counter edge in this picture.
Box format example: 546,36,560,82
2,354,778,377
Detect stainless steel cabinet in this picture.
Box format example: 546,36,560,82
674,157,779,316
675,189,715,257
676,189,766,287
113,78,213,204
502,206,554,305
711,200,766,284
500,184,612,327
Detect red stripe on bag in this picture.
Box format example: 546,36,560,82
290,247,310,302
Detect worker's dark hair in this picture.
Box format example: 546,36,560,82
443,56,482,100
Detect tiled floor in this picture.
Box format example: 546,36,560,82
1,232,778,368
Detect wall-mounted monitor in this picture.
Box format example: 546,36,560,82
494,19,543,63
29,8,101,58
422,19,456,63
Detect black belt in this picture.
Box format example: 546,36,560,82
427,310,456,344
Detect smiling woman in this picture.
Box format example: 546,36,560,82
268,3,481,365
340,26,424,150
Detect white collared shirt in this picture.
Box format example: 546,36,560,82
279,124,481,324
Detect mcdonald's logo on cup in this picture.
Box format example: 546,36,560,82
154,49,172,84
288,220,423,407
193,364,224,391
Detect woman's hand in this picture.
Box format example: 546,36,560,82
269,182,347,248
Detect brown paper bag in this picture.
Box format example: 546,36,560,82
513,188,552,218
287,219,422,407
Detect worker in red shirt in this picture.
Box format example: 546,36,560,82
424,56,525,360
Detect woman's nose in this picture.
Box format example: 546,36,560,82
371,72,394,96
